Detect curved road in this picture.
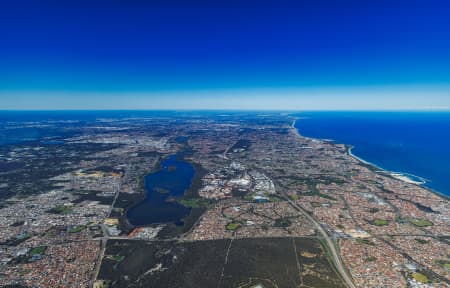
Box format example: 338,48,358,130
288,119,356,288
284,196,356,288
91,123,355,288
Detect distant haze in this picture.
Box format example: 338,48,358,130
1,86,449,111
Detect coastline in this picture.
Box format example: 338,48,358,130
347,146,426,185
290,118,450,201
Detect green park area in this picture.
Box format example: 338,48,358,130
434,259,450,270
408,218,433,227
48,205,73,214
356,238,375,246
179,198,210,208
226,222,241,231
373,219,389,226
412,272,429,283
68,225,85,233
109,255,125,262
366,256,377,262
29,246,47,256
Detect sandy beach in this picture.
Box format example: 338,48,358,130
293,118,427,187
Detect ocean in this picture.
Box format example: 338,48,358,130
2,111,449,197
0,110,182,145
294,112,450,197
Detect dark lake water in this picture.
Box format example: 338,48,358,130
127,155,195,226
0,161,24,172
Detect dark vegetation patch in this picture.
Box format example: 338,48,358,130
85,166,123,174
414,202,435,213
115,192,145,234
415,238,430,244
274,218,292,228
71,190,114,205
46,205,73,215
230,139,251,152
10,220,25,227
356,238,375,246
267,128,289,135
137,151,160,158
366,256,377,262
283,176,342,200
0,142,120,201
99,239,229,288
209,149,226,155
402,199,436,213
98,238,344,288
0,232,32,246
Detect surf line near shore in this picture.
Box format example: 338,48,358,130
347,146,427,185
291,118,427,186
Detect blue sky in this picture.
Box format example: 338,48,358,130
0,0,449,110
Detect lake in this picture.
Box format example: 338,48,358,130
126,154,195,226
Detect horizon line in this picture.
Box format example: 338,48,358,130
1,108,449,112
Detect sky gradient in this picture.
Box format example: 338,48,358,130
1,0,449,110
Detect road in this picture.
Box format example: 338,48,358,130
89,238,107,287
222,141,235,160
89,180,121,288
287,119,356,288
283,196,356,288
90,199,356,288
90,122,355,287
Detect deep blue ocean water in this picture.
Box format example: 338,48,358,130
2,111,449,198
0,111,168,145
295,112,450,197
